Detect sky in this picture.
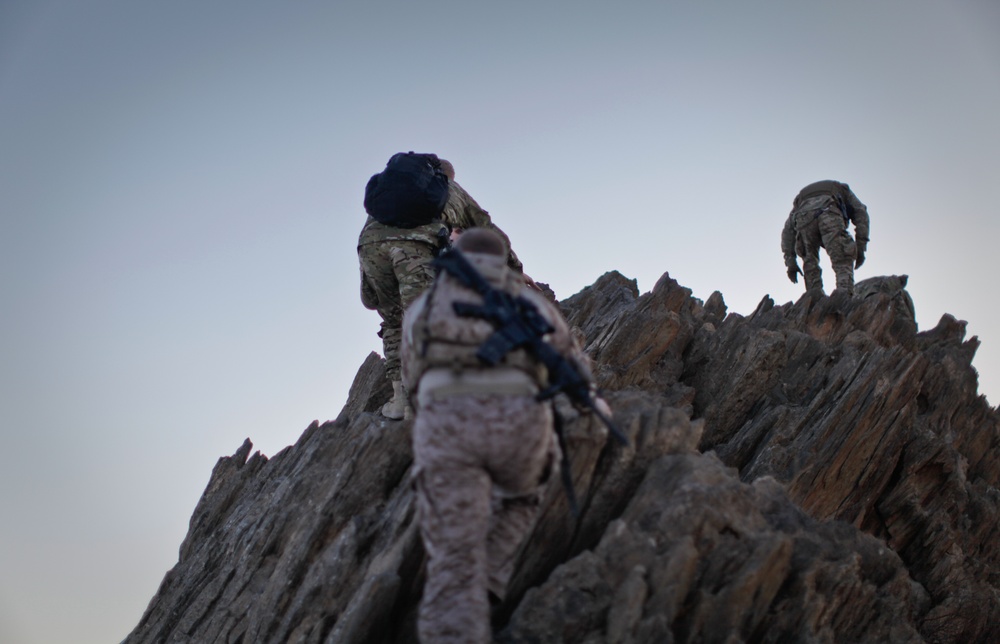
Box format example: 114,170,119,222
1,2,997,642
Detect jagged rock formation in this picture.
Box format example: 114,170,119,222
125,273,1000,643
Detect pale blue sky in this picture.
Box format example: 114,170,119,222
1,2,998,642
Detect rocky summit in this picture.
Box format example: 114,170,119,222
125,273,999,644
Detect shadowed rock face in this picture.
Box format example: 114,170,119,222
125,273,999,644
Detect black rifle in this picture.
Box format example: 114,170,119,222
433,249,629,515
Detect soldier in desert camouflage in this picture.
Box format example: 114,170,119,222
781,180,870,296
401,228,602,643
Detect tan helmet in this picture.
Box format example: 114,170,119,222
437,158,455,180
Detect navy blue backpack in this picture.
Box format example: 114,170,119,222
364,152,450,227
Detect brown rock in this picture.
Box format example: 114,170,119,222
125,273,1000,644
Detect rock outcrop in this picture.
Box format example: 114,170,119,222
125,272,1000,644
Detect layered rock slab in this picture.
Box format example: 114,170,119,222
125,273,1000,643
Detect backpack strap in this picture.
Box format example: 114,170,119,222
433,249,628,441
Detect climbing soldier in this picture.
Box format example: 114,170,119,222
358,154,535,419
358,152,450,420
401,228,611,643
781,180,870,296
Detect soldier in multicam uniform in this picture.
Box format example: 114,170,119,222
358,216,447,419
401,228,601,643
781,180,870,296
359,158,530,420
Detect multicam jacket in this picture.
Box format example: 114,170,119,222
781,180,870,263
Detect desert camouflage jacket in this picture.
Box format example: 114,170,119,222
401,252,590,396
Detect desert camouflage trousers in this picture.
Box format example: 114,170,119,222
358,239,437,380
792,198,858,294
413,391,556,644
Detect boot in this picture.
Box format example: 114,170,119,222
381,380,406,420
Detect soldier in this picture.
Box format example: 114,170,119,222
358,152,453,420
781,180,870,295
401,228,604,643
360,155,535,420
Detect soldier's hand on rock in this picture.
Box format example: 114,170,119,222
592,396,613,420
522,273,542,291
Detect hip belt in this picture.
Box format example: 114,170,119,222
796,195,849,226
417,367,539,405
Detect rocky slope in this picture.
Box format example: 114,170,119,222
125,272,999,643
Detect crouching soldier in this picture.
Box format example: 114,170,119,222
401,228,606,643
781,179,870,295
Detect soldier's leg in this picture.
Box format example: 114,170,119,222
385,241,436,385
485,493,542,600
391,240,437,311
358,243,403,380
818,211,856,294
483,397,555,599
413,407,491,644
793,211,824,292
800,248,823,293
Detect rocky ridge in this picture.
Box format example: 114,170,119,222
125,272,999,643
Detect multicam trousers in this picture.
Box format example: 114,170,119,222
792,196,858,294
358,239,437,380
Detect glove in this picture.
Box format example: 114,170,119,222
786,263,802,284
855,246,866,269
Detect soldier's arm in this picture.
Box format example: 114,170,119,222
445,181,524,272
846,190,870,246
401,293,429,396
781,214,803,282
442,181,480,230
492,224,523,273
781,213,797,262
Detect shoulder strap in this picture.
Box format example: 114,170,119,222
433,249,627,442
433,249,553,365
